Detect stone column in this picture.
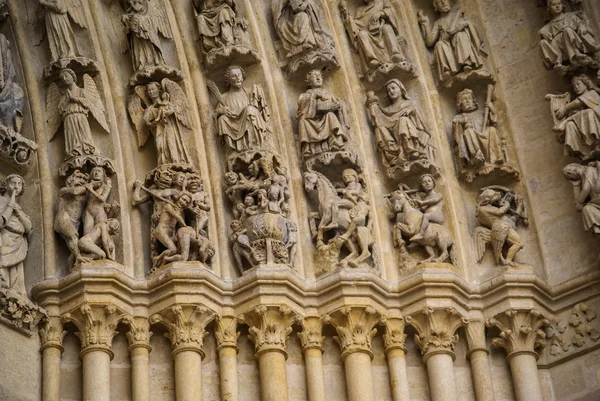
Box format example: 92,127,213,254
406,307,468,401
245,305,297,401
487,309,550,401
62,304,126,401
214,316,240,401
39,316,67,401
328,306,381,401
297,316,326,401
151,306,215,401
124,317,153,401
380,314,410,401
465,320,495,401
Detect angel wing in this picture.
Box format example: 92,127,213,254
127,85,151,148
149,0,172,40
66,0,87,29
45,82,64,141
82,74,110,134
162,79,191,129
472,226,491,262
250,84,270,123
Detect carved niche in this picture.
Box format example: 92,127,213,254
271,0,339,76
417,0,492,88
208,65,296,273
339,0,417,83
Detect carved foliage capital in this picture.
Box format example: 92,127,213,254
122,316,153,351
0,289,46,332
214,315,240,351
486,309,550,360
405,307,468,359
245,305,297,357
39,316,67,352
150,305,215,357
380,316,407,353
328,306,381,359
297,316,325,352
464,319,489,357
62,303,127,358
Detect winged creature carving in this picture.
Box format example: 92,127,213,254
127,78,192,166
39,0,87,62
46,68,110,161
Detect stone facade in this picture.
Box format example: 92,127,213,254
0,0,600,401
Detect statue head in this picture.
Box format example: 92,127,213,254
478,188,501,205
173,172,187,188
126,0,147,13
90,166,107,182
230,219,241,232
547,0,565,16
305,69,323,88
572,74,593,96
66,170,89,187
433,0,452,13
385,79,408,101
187,175,203,193
176,191,193,208
107,219,121,236
155,170,173,189
59,69,77,86
0,174,25,197
244,195,255,207
342,169,359,185
225,65,246,89
563,163,585,181
225,171,239,186
419,174,436,192
146,82,162,101
456,89,478,113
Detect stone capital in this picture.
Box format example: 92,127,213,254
380,315,407,353
62,303,127,359
327,306,381,360
244,305,297,358
39,316,67,353
486,309,550,361
214,315,240,351
297,316,325,352
122,316,153,352
465,319,489,358
405,307,468,361
150,305,215,357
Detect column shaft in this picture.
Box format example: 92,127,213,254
425,352,458,401
304,348,325,401
344,352,375,401
131,347,150,401
218,346,239,401
174,350,203,401
41,346,62,401
386,348,410,401
469,350,495,401
258,351,288,401
508,354,543,401
82,350,111,401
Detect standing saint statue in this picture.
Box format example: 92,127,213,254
366,79,436,176
564,162,600,235
539,0,599,73
0,174,31,294
46,68,110,161
39,0,86,62
417,0,490,87
272,0,338,74
128,78,192,166
296,69,349,159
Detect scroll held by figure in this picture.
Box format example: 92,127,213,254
539,0,599,74
417,0,492,88
339,0,416,83
452,86,518,183
563,162,600,237
366,79,438,179
386,174,455,266
473,186,528,267
272,0,339,76
193,0,259,69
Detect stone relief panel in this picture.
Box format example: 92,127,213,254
416,0,493,88
271,0,339,77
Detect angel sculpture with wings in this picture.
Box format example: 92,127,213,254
46,68,110,160
121,0,172,71
128,79,192,166
39,0,86,62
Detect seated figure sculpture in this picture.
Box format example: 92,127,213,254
563,162,600,235
417,0,491,87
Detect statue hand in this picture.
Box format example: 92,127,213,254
576,202,584,212
417,11,428,25
134,180,143,190
8,201,20,211
556,106,567,119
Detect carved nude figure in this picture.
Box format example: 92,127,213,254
46,69,110,160
39,0,86,62
417,0,489,86
297,69,349,159
539,0,599,72
82,166,112,236
78,218,120,262
563,162,600,234
410,174,444,242
54,169,88,265
187,174,210,237
152,191,192,265
0,174,31,294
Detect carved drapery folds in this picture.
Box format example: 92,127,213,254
417,0,492,88
245,305,297,357
405,307,467,360
271,0,339,76
486,309,550,360
327,306,380,359
150,305,215,356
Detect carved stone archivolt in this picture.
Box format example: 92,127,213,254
244,305,297,357
417,0,492,88
405,307,467,360
150,305,215,356
487,309,550,360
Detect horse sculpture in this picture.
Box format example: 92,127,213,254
388,190,455,265
304,170,373,267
